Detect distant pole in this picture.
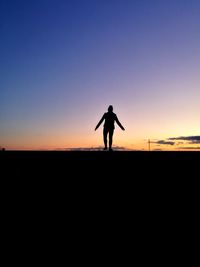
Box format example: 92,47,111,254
148,139,150,151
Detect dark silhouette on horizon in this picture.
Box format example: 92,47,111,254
95,105,125,151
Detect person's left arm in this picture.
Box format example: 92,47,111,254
115,115,125,130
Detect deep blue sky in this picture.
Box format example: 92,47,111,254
1,0,200,149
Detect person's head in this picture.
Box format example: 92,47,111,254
108,105,113,112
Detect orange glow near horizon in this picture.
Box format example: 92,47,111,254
2,132,200,151
1,113,200,151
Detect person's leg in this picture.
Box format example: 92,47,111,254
109,129,114,150
103,128,108,150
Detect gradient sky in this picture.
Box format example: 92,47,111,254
1,0,200,150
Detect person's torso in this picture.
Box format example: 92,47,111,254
104,112,116,129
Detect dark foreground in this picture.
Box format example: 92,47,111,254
1,149,199,162
1,150,199,175
1,150,199,207
1,150,199,242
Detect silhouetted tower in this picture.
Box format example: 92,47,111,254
148,139,151,151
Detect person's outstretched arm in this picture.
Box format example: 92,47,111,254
95,114,105,130
115,116,125,130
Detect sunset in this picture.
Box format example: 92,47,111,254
1,0,199,151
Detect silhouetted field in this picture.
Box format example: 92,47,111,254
1,150,199,231
1,150,198,200
1,150,199,161
1,150,199,177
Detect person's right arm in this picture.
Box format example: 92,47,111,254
95,114,105,130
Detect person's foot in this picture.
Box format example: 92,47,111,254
109,148,113,151
103,147,107,150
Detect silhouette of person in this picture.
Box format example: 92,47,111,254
95,105,125,151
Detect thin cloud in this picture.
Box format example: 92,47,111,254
153,140,175,145
168,136,200,144
176,147,200,150
189,140,200,144
69,146,127,151
69,147,102,151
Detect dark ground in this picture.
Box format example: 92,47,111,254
1,150,199,198
1,150,199,246
2,150,199,197
1,150,199,176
